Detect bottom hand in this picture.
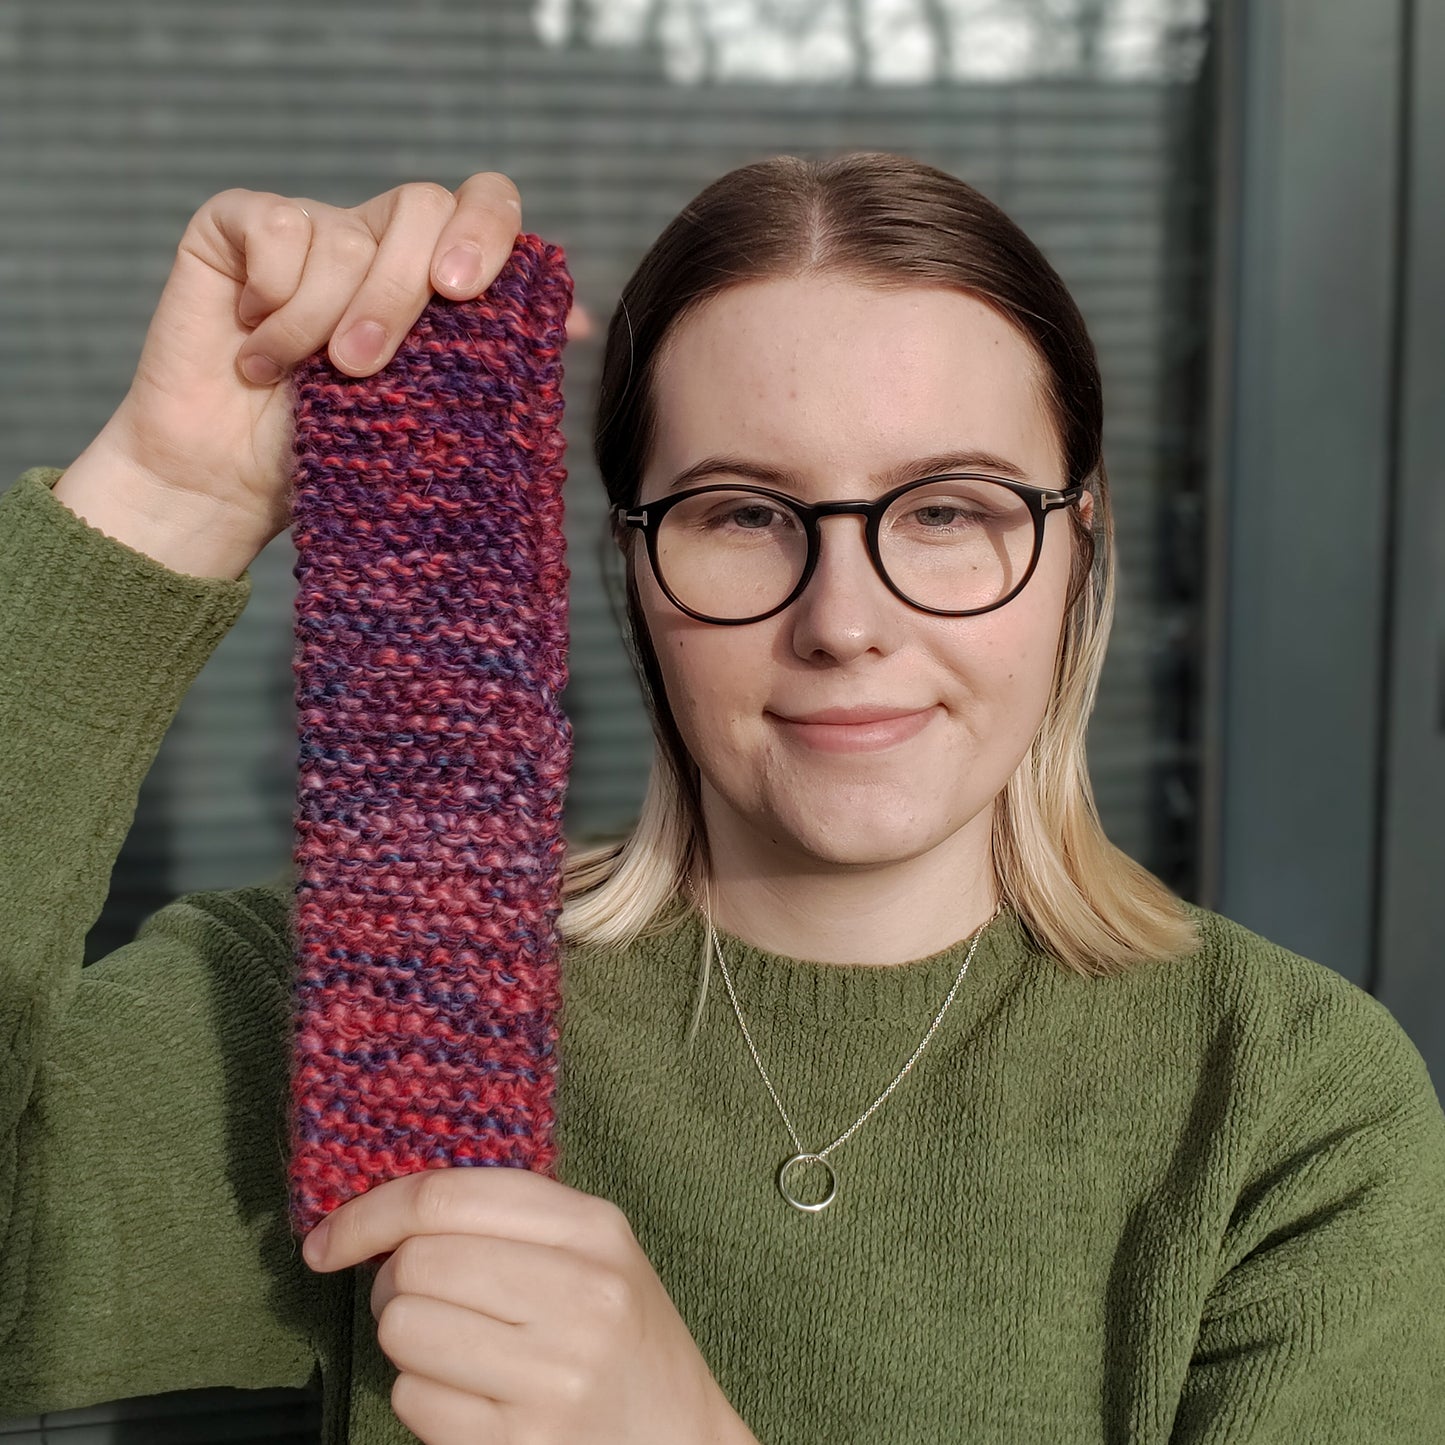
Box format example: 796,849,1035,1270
302,1165,757,1444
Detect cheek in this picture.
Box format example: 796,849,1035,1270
661,632,763,720
958,560,1072,728
636,572,759,734
958,621,1053,719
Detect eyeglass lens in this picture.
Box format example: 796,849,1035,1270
654,479,1034,619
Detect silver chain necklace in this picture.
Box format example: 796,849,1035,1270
693,888,997,1213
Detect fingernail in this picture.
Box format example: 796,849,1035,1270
303,1219,330,1264
335,320,387,370
436,245,482,293
241,353,283,385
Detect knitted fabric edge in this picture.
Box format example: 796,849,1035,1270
285,234,574,1240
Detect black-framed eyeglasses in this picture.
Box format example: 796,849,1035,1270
610,473,1085,625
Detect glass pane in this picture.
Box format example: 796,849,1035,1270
0,0,1214,940
657,489,808,620
880,479,1036,613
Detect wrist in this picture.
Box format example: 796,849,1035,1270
52,433,264,582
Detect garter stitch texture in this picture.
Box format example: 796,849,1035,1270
285,233,574,1241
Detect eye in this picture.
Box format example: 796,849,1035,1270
908,502,990,529
705,501,794,531
887,479,1024,534
730,503,783,529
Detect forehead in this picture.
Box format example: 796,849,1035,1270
645,275,1061,491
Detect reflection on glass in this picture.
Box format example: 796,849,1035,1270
534,0,1208,85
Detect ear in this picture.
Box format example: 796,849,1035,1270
1077,488,1096,527
565,299,595,344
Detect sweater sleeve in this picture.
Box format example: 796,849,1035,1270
1169,957,1445,1441
0,466,344,1416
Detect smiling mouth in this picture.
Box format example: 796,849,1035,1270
776,707,931,725
768,706,938,754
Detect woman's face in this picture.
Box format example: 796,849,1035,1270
633,274,1085,875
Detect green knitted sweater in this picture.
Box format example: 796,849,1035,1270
3,463,1444,1444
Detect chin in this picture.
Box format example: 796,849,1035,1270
768,807,951,869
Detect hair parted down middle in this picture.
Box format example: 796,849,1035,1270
559,149,1198,984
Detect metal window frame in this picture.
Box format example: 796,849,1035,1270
1376,0,1445,1075
1203,0,1441,1060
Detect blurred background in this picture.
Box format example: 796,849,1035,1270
2,0,1440,1437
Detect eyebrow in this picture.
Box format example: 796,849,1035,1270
662,448,1035,494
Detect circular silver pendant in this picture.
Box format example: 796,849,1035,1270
778,1152,838,1212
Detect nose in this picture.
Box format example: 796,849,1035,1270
786,513,906,663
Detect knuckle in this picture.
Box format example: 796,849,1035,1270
412,1168,454,1228
389,1234,427,1290
389,1371,420,1421
403,179,456,215
375,1293,418,1356
592,1197,636,1246
260,200,311,237
581,1263,632,1323
552,1362,591,1407
321,225,376,266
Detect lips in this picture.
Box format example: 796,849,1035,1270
774,705,931,725
769,705,939,754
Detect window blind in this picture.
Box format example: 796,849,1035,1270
0,0,1213,1435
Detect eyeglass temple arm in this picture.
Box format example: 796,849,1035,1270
1041,483,1086,509
611,482,1084,526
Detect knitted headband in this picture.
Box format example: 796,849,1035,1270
285,234,574,1241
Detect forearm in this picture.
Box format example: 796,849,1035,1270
0,465,266,1397
0,463,249,1127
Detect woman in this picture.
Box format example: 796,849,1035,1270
1,154,1441,1445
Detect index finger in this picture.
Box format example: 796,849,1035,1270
302,1164,596,1273
428,170,524,298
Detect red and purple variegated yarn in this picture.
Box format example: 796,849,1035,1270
285,233,574,1241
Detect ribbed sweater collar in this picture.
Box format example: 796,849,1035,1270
620,905,1041,1027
